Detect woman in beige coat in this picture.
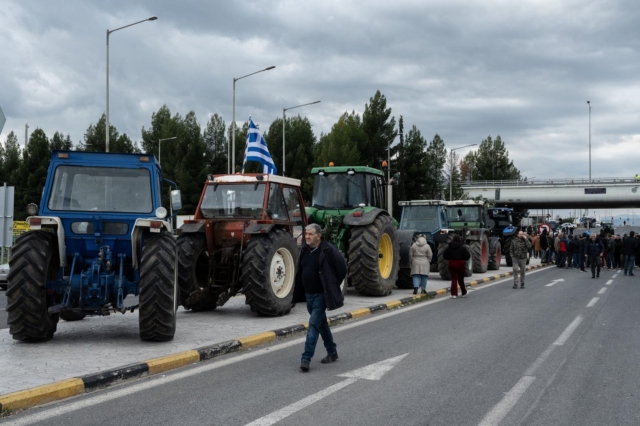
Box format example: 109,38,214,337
410,235,433,294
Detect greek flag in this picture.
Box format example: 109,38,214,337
242,117,278,174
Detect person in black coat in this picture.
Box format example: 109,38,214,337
294,223,347,372
540,229,549,263
584,233,604,278
622,231,639,276
443,235,471,298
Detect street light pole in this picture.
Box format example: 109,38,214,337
587,101,592,182
282,100,320,176
230,66,276,174
450,143,477,200
106,16,157,153
158,136,177,167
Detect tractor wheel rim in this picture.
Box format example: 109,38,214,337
482,241,488,264
378,233,393,279
270,248,295,298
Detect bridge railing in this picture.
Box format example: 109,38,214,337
463,177,639,187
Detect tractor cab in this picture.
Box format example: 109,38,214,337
311,166,386,211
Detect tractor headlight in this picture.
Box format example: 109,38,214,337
26,203,38,216
155,207,168,219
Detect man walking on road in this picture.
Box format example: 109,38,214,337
622,231,638,276
584,233,604,278
511,230,531,288
294,223,347,372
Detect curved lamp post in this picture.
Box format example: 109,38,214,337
282,100,320,176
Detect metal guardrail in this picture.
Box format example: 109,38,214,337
463,177,640,187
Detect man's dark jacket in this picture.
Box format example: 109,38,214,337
293,239,347,311
622,235,639,256
540,232,549,250
583,239,604,258
443,241,471,261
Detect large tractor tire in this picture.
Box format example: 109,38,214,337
464,248,474,277
437,236,453,281
471,235,489,273
348,215,399,296
488,242,501,270
397,268,414,289
503,237,513,267
241,229,298,316
139,233,178,342
6,231,60,342
176,233,217,311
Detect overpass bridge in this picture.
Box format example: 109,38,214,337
461,177,640,209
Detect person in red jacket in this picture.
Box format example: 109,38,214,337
443,235,471,299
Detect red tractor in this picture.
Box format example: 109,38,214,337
176,173,306,316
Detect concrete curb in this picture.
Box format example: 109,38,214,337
0,262,553,414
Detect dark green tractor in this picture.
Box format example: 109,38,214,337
305,166,399,296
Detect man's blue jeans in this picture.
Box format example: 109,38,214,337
302,293,337,362
624,255,636,275
573,253,581,268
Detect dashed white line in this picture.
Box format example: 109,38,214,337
478,376,536,426
598,287,607,294
586,297,599,308
606,280,613,285
553,316,584,346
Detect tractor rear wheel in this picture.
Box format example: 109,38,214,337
437,235,453,280
348,215,399,296
241,229,298,316
488,242,501,270
464,248,474,277
397,268,414,289
471,235,489,273
6,231,60,342
504,237,513,267
176,233,217,311
139,233,177,342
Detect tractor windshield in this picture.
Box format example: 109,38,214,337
447,206,481,222
312,173,366,209
488,210,512,228
400,206,440,232
200,183,266,218
48,165,153,213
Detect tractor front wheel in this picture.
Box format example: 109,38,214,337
488,242,501,270
471,235,489,273
139,233,178,342
348,215,399,296
241,229,298,316
6,231,60,342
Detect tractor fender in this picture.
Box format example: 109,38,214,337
343,208,387,226
26,216,67,268
131,218,172,269
397,230,416,269
244,223,276,234
179,222,206,233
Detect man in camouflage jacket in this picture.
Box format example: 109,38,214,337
510,230,532,289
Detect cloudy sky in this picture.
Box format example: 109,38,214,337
1,0,638,190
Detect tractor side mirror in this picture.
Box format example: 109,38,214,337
171,190,182,212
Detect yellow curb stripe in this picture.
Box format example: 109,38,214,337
301,322,309,329
494,275,502,279
469,281,478,286
0,378,84,412
146,350,200,375
237,331,277,349
482,277,491,282
385,300,403,309
350,308,372,319
436,288,448,295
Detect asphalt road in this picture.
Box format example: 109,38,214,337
5,262,640,425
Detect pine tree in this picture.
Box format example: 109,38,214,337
424,134,447,199
362,90,397,168
391,116,405,219
401,125,429,201
473,135,521,181
202,113,227,174
79,114,136,153
314,112,362,168
50,132,74,150
12,129,51,220
3,131,21,186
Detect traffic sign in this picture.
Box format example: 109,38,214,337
0,105,5,134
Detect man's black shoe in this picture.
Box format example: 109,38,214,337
630,273,635,276
300,360,310,372
321,353,339,364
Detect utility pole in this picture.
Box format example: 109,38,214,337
25,123,29,146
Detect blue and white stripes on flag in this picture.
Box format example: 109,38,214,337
242,117,278,174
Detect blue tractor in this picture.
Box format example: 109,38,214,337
396,200,448,288
6,151,182,342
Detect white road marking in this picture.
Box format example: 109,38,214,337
553,316,583,346
524,345,556,377
586,297,599,308
545,279,565,287
244,354,408,426
2,268,552,426
478,376,536,426
598,287,607,294
606,280,613,285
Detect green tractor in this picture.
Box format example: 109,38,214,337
305,165,399,296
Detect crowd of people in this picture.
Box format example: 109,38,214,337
528,228,640,278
